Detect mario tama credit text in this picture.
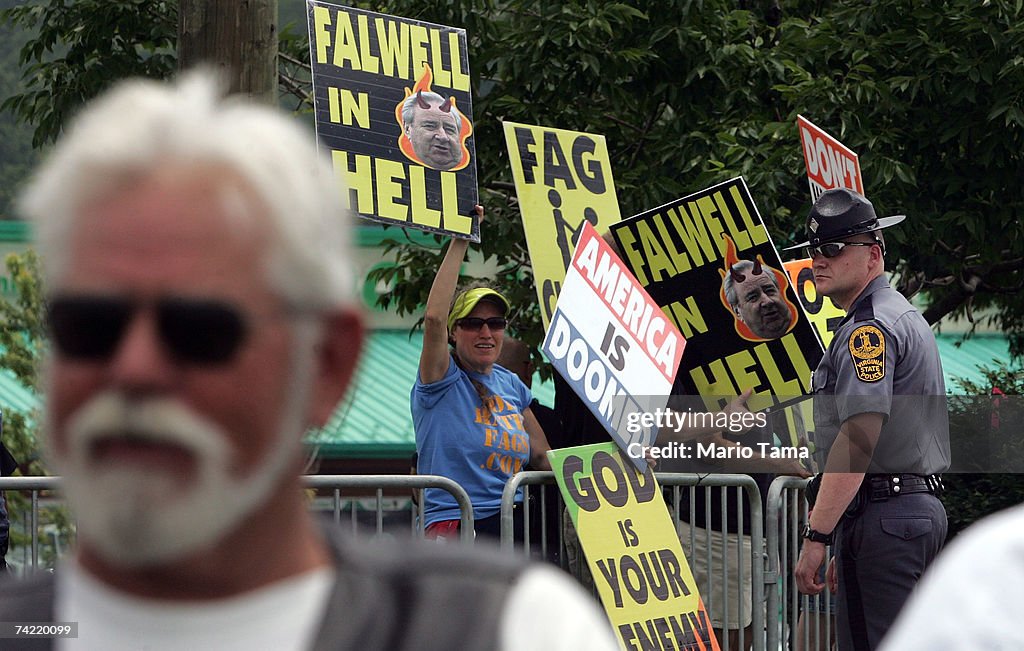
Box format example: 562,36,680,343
623,407,808,461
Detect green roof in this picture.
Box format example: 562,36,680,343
0,332,1012,459
307,330,422,459
0,368,38,414
935,334,1013,390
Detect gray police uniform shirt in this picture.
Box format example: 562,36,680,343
811,275,950,475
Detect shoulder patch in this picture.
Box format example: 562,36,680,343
848,325,886,382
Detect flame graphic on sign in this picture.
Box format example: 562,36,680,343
718,234,799,342
695,601,720,651
394,63,473,171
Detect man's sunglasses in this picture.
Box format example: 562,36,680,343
46,294,254,365
455,317,508,331
805,239,881,259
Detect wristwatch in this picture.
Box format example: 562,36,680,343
802,524,834,545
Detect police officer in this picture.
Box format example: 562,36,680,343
790,189,950,651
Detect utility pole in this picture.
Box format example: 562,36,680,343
178,0,278,105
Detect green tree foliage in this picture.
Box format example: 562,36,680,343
1,0,315,144
359,0,1024,363
0,249,65,564
2,0,1023,358
0,250,45,474
1,0,178,148
0,0,39,219
943,364,1024,539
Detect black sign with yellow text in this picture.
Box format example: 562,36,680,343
610,178,824,412
308,1,479,240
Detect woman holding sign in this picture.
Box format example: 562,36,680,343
412,206,552,544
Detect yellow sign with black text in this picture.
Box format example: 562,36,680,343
549,443,720,651
783,258,846,348
503,122,622,329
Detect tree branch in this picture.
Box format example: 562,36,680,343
602,112,646,134
279,51,309,70
922,273,982,325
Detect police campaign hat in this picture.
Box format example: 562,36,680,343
783,188,905,250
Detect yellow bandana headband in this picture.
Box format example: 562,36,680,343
448,287,510,331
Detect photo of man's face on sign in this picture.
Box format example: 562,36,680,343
720,235,799,341
396,64,473,171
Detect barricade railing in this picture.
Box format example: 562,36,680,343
765,475,835,651
0,474,475,573
500,471,766,651
0,476,60,572
498,470,560,555
303,475,474,544
4,471,833,651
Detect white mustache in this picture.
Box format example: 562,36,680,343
51,391,244,567
67,391,230,469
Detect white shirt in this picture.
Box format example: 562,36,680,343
501,566,620,651
55,561,619,651
880,503,1024,651
56,562,333,651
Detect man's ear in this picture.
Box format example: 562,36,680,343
308,308,365,428
870,243,884,265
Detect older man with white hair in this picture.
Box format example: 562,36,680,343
0,73,616,651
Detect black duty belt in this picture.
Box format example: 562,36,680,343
865,474,943,502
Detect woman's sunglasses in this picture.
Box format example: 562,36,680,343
455,317,508,331
46,294,255,365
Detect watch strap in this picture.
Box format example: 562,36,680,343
802,524,834,545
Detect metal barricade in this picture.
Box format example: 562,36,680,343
498,470,561,555
500,471,767,651
0,476,61,572
664,474,766,651
0,474,476,573
765,475,835,651
497,471,592,575
304,474,475,544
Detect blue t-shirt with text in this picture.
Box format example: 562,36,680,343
412,357,532,526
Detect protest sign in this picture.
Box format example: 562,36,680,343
308,1,479,240
503,122,622,329
543,222,683,469
610,178,823,414
550,443,720,651
774,261,848,458
783,258,846,348
797,115,864,201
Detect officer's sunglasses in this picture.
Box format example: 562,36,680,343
455,317,508,332
805,239,882,259
46,294,259,365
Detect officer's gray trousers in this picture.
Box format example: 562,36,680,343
835,493,946,651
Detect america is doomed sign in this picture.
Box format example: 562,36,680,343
543,222,683,469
